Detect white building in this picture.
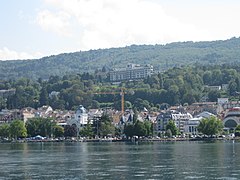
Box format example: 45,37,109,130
171,112,193,133
185,111,216,135
109,63,153,82
204,85,221,91
156,110,193,134
184,117,201,134
67,105,88,130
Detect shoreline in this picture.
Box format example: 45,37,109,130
1,137,238,143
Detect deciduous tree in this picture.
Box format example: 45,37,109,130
197,116,223,136
0,124,10,138
166,120,179,136
10,120,27,139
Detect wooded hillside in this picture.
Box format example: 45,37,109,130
0,37,240,80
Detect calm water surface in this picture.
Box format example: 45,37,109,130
0,141,240,179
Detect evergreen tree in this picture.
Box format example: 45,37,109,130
39,86,49,106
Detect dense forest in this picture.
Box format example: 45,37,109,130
1,64,240,111
1,37,240,80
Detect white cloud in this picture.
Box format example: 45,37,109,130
36,0,240,51
0,47,42,60
36,9,72,37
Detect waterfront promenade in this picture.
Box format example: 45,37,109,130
1,135,237,143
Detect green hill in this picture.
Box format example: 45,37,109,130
1,37,240,80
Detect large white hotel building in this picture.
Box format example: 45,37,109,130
109,63,154,82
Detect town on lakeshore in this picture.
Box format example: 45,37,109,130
0,97,239,142
0,63,240,142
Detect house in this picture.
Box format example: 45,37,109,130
21,107,36,123
35,106,53,118
0,109,24,124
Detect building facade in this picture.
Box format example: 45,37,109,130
155,110,193,134
223,107,240,130
184,117,201,134
109,63,153,82
67,105,88,130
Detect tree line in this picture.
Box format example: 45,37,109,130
0,115,228,140
0,114,154,140
1,64,240,111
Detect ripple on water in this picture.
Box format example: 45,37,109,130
184,176,206,179
215,177,238,180
95,158,109,161
69,168,85,171
152,165,167,168
134,174,145,177
108,168,129,172
1,142,240,179
135,171,148,174
151,174,163,177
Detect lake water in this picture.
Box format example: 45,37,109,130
0,141,240,179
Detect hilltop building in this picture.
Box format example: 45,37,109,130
109,63,153,82
0,89,15,98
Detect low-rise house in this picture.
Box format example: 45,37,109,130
0,109,13,124
117,110,134,131
21,107,36,123
0,109,23,124
35,106,53,118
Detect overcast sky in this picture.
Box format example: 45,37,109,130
1,0,240,60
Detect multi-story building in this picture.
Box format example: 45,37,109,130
109,63,153,82
184,117,201,135
155,110,193,134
